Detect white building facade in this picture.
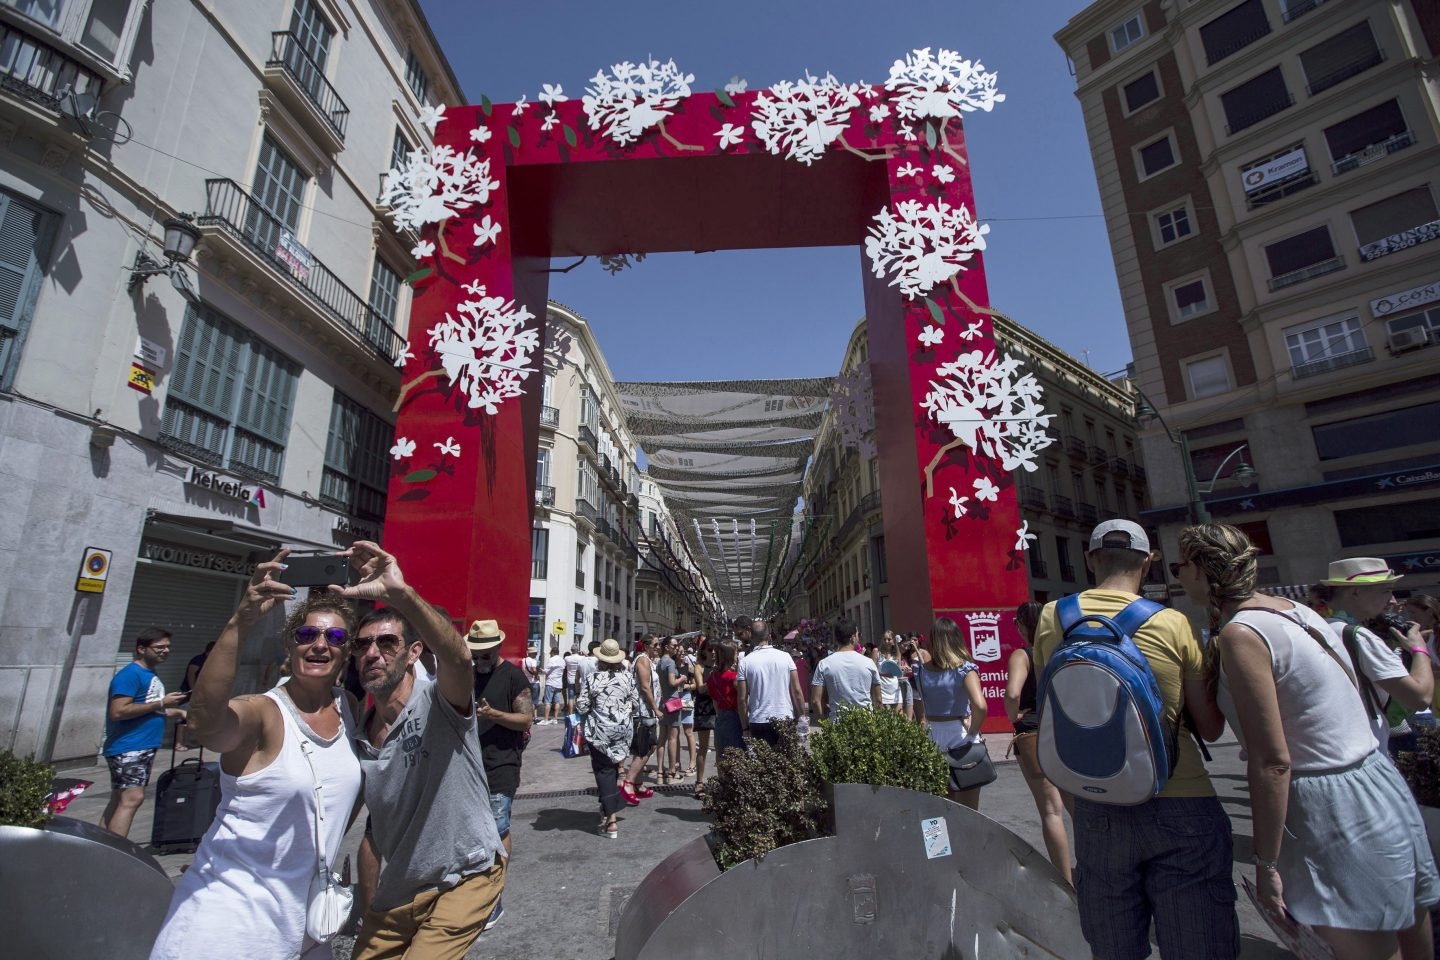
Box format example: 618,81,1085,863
0,0,458,760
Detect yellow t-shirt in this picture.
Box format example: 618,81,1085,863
1033,589,1215,799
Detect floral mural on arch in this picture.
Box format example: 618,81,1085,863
378,46,1051,560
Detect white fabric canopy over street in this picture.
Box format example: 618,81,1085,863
616,377,832,619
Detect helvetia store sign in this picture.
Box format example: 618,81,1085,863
187,466,268,508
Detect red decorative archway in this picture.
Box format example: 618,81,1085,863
380,57,1050,728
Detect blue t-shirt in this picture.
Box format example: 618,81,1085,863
104,662,165,755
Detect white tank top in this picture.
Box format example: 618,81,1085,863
149,687,363,960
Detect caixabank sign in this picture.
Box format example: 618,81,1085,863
186,466,268,509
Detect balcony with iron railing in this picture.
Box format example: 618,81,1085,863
1020,486,1048,511
263,32,348,152
1267,255,1345,292
1206,24,1273,66
1130,462,1147,485
859,490,881,514
539,405,559,428
577,424,598,455
1306,47,1385,97
199,179,404,362
1028,557,1049,580
1052,494,1076,519
1282,0,1328,24
1332,131,1413,175
0,19,104,112
1088,445,1110,467
1077,502,1099,526
1293,346,1373,380
1064,435,1087,458
534,484,555,507
575,498,600,524
1112,457,1130,476
1225,93,1295,136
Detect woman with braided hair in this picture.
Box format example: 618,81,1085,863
1175,522,1439,960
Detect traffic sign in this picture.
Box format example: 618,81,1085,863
76,546,113,593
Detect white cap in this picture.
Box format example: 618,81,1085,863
1088,519,1151,555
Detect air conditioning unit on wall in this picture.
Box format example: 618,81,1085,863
1387,327,1430,354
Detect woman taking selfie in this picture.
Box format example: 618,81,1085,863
1175,523,1438,960
149,550,363,960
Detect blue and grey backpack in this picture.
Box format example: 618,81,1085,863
1036,595,1173,805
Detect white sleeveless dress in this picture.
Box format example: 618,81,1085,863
149,687,363,960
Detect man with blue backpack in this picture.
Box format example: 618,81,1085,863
1033,520,1236,960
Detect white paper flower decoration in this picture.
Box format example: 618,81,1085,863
920,349,1055,474
865,199,989,299
541,112,559,131
381,145,501,257
750,72,862,165
884,47,1004,125
539,83,567,107
1015,520,1038,552
434,436,461,457
724,76,748,95
933,163,956,184
428,280,540,415
959,318,985,341
394,342,414,368
410,239,435,259
948,487,970,519
715,123,744,149
390,438,416,460
512,94,530,115
896,162,922,178
582,58,695,147
972,476,999,502
473,215,501,248
918,324,944,348
418,103,446,132
470,125,492,144
869,103,890,123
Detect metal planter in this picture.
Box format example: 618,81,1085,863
616,783,1085,959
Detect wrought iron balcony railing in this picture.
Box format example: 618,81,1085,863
1077,502,1100,526
576,498,600,523
1052,494,1075,518
1292,347,1373,379
1020,486,1048,511
534,484,555,507
0,19,104,110
539,405,559,427
1267,255,1345,292
1225,93,1295,136
200,179,404,360
1064,435,1087,458
1306,48,1384,97
577,424,598,452
266,32,348,142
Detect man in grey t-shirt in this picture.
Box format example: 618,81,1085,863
810,619,882,719
342,542,505,959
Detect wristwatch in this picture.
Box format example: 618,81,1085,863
1250,853,1279,872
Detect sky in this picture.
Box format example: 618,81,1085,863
416,0,1129,382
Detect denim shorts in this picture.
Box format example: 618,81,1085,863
542,685,563,706
488,791,513,838
1073,795,1239,960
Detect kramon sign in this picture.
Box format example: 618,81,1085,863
379,52,1053,726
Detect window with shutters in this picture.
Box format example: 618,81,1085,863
160,303,300,486
1164,272,1215,322
1,0,144,76
531,526,549,579
1220,67,1292,135
1121,70,1161,114
1324,100,1410,174
405,49,429,103
321,391,393,520
1184,353,1232,399
1350,187,1439,262
389,128,411,173
1300,21,1382,97
0,190,56,389
285,0,333,104
248,136,307,254
1264,225,1341,290
1199,0,1271,66
366,257,401,349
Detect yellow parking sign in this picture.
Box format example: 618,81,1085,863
76,547,113,593
552,620,566,634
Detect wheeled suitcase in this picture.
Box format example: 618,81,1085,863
150,744,222,853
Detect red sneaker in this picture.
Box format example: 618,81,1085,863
619,782,641,806
632,784,656,800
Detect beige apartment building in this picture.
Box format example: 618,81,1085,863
790,314,1149,638
1056,0,1440,599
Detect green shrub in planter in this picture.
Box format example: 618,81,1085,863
809,707,949,797
701,721,827,870
0,749,54,828
1397,725,1440,807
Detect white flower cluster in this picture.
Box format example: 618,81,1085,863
428,281,540,415
379,145,500,240
865,199,989,299
920,349,1054,474
750,72,862,166
829,365,876,459
582,58,694,146
884,46,1005,129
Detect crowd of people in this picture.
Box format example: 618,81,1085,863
94,518,1440,960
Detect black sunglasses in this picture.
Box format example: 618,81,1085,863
294,626,349,647
352,633,406,656
1168,559,1189,578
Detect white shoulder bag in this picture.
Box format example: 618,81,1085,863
280,690,354,943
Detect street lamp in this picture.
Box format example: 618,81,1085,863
1134,391,1258,524
128,213,202,293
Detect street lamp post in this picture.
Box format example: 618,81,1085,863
1133,389,1258,525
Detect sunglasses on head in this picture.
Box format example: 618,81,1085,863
294,626,349,647
352,633,406,656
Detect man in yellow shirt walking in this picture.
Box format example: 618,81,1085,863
1034,520,1237,960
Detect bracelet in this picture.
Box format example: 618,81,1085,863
1250,853,1279,872
1409,647,1429,657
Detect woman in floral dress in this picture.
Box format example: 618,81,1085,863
576,638,639,838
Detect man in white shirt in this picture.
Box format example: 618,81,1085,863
1321,557,1432,753
736,622,804,747
563,645,585,713
810,618,881,720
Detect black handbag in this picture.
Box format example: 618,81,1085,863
946,739,997,791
